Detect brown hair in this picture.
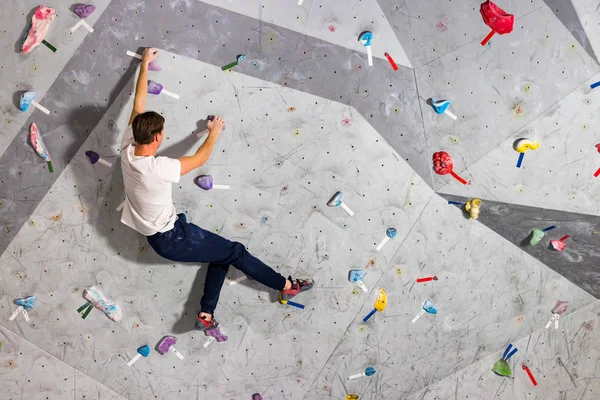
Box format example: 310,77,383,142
132,111,164,145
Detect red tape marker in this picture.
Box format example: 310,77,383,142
559,235,570,242
522,365,538,386
416,276,438,283
480,30,495,46
594,167,600,177
449,171,468,185
384,52,398,71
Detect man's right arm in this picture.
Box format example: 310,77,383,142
178,116,225,176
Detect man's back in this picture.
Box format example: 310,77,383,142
120,125,180,236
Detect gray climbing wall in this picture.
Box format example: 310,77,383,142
1,0,600,399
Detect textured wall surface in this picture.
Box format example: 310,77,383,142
1,0,600,399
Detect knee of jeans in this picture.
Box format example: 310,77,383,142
232,241,246,257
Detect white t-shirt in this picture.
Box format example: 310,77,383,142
120,125,181,236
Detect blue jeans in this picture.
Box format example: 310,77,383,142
147,213,287,315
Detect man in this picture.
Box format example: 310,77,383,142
120,48,313,331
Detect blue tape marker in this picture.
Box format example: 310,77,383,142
543,225,557,232
447,201,465,206
591,81,600,89
516,153,525,168
287,300,305,309
363,308,377,322
503,344,513,359
505,347,518,360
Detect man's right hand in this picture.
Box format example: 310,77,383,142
207,115,225,135
141,48,159,67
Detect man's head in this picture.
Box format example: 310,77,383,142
132,111,164,147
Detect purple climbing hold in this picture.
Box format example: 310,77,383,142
206,327,228,342
85,150,100,164
252,394,263,400
147,80,163,95
148,60,161,71
74,4,96,19
156,335,177,355
194,175,213,190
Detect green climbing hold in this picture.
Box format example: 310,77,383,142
530,228,544,246
492,359,512,377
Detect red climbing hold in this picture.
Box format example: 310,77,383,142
480,1,514,46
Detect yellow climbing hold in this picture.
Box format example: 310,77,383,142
465,198,482,220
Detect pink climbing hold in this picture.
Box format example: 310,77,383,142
328,25,336,32
550,235,570,251
341,117,352,126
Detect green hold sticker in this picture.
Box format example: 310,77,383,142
530,229,544,246
492,359,512,377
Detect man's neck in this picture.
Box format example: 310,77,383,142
134,144,157,157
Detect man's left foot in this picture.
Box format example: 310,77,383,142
280,276,314,304
194,314,219,331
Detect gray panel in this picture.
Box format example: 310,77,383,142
440,193,600,298
543,0,599,65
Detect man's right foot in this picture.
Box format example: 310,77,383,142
194,314,219,331
280,276,314,304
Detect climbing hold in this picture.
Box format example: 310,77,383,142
328,25,336,32
29,123,53,173
147,80,179,99
358,31,373,66
412,299,438,323
206,327,228,342
529,225,555,246
327,191,354,216
85,151,112,167
480,1,514,46
375,228,397,251
20,6,56,54
82,286,122,322
492,359,512,377
252,394,263,400
550,235,570,251
530,229,544,246
127,345,150,366
20,91,50,115
15,296,36,310
194,175,230,190
545,300,568,329
492,344,518,377
348,366,376,380
432,151,469,185
349,269,367,293
430,98,457,120
74,4,96,18
156,336,184,359
514,139,539,168
362,288,387,322
465,198,482,219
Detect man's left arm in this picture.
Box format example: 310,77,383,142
128,48,158,125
